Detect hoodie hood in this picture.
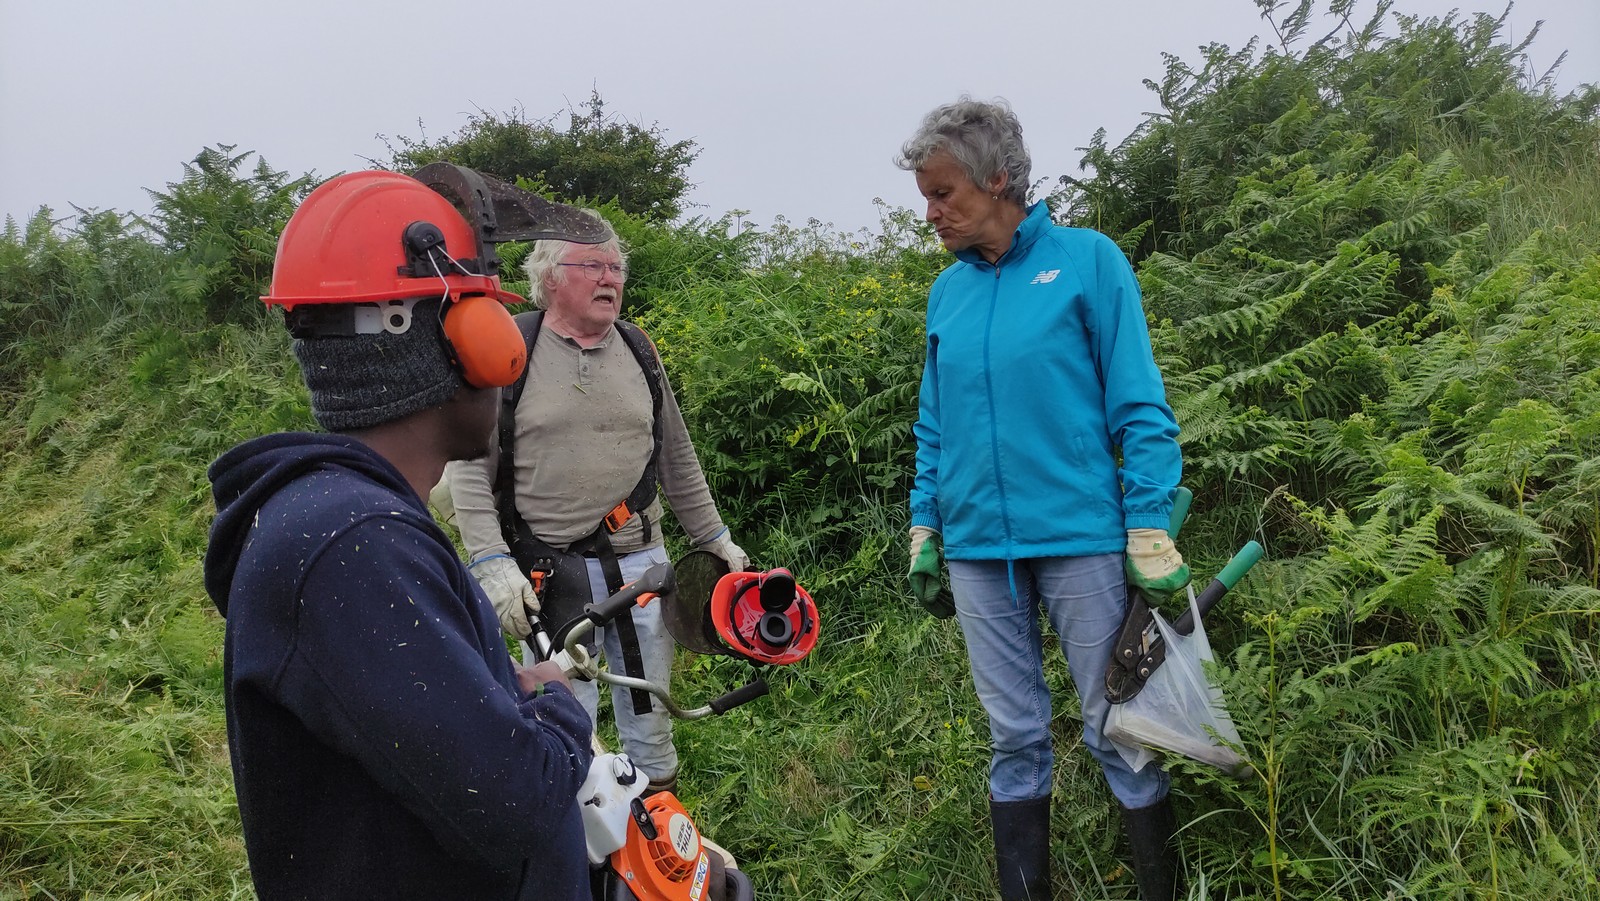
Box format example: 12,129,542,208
204,432,415,615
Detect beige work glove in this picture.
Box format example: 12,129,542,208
428,476,456,526
1125,528,1191,593
700,528,751,572
469,554,539,639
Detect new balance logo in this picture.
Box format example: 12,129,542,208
1030,269,1060,285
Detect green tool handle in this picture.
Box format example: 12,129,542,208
1215,540,1263,591
1167,486,1193,539
1172,540,1263,635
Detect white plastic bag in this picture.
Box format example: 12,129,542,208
1104,589,1247,776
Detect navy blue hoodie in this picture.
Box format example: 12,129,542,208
204,432,594,900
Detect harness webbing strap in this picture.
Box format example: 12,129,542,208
497,311,664,537
587,524,655,714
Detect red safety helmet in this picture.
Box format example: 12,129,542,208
262,169,528,389
264,170,523,308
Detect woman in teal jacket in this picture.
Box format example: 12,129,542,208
897,97,1190,901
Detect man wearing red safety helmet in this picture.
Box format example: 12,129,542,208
202,167,603,900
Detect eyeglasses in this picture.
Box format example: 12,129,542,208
558,261,629,282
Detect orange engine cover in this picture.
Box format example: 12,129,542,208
610,792,714,901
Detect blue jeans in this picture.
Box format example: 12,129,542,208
523,544,678,782
948,553,1168,808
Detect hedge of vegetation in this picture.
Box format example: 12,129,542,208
3,4,1597,899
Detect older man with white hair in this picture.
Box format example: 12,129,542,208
443,209,747,796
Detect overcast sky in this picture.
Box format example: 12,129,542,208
2,1,1595,237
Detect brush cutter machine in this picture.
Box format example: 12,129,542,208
526,558,819,901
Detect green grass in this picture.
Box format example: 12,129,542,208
7,235,1600,901
7,273,1600,900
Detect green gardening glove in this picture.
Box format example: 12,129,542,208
1124,527,1192,594
908,526,955,618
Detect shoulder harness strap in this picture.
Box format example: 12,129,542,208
494,312,667,551
494,311,545,560
607,320,665,541
492,313,665,713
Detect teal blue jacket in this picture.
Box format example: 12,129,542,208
910,202,1181,560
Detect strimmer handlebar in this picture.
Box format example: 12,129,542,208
561,562,768,721
583,562,675,626
707,680,770,715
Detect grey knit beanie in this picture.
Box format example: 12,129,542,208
290,297,465,431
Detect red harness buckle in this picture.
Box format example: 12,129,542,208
603,501,632,533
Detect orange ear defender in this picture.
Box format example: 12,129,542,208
439,294,526,389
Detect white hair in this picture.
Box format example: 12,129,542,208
895,96,1031,207
521,208,629,310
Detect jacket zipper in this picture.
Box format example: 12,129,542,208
982,263,1012,559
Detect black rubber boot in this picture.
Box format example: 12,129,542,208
642,769,678,798
1121,796,1179,901
990,795,1052,901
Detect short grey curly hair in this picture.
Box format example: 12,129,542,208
521,208,629,310
895,96,1031,207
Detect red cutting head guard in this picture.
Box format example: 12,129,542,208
708,568,819,666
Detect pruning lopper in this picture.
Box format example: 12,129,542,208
1105,487,1264,704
